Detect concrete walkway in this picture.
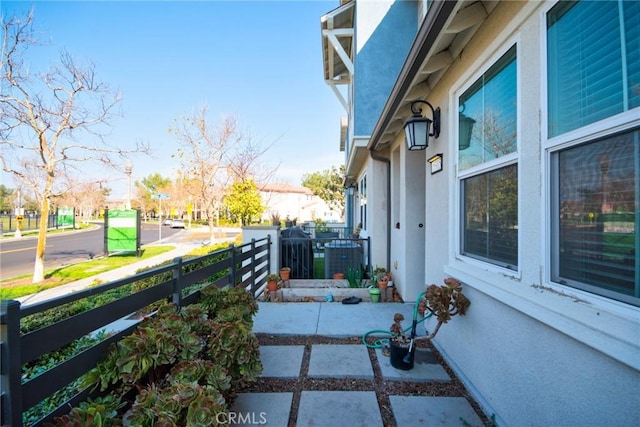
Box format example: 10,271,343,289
238,301,486,426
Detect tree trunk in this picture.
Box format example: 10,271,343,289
208,215,216,244
32,197,50,283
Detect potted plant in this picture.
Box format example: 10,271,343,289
280,267,291,281
369,286,381,303
374,266,389,289
270,212,280,227
266,273,280,292
389,277,471,370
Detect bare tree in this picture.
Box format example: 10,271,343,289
0,11,150,282
169,105,275,242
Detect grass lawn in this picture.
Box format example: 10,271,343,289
0,245,176,300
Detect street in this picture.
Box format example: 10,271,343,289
0,222,184,279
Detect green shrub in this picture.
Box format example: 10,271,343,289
60,286,262,426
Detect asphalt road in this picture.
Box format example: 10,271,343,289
0,222,183,279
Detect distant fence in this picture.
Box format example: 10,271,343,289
281,232,371,280
0,214,57,234
0,237,271,427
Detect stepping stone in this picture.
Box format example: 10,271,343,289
230,392,293,426
259,345,304,378
253,302,321,335
376,347,450,382
298,391,382,426
308,344,374,379
390,395,484,426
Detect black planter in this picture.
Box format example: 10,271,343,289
389,341,415,370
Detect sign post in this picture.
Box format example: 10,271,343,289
152,193,170,243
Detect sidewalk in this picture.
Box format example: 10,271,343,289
16,226,237,307
235,302,487,426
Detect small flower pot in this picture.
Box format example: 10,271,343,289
369,288,381,303
267,280,278,292
378,280,388,290
333,272,344,279
389,340,415,370
280,269,291,281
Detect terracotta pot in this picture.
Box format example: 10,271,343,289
267,280,278,292
280,269,291,281
378,280,388,290
333,272,344,279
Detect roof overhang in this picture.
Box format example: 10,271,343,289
368,0,496,151
321,0,354,111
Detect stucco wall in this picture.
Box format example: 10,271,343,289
354,0,416,136
387,1,639,425
429,286,640,426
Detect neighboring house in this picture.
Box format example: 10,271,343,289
259,182,339,223
321,1,639,425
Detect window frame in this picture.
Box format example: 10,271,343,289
454,42,521,275
543,0,640,306
359,173,367,231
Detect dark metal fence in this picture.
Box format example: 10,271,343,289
281,232,371,280
0,214,57,234
0,237,271,427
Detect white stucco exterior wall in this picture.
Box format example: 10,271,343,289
388,1,640,425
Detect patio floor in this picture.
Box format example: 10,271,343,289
232,301,488,426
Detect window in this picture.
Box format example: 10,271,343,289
547,0,639,305
547,0,640,137
551,130,638,304
359,174,367,231
458,46,518,269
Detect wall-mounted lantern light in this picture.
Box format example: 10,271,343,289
345,181,357,196
404,100,441,151
458,104,476,151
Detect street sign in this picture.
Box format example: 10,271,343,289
152,193,170,200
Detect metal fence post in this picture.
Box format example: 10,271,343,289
229,244,237,288
250,239,257,295
1,300,23,427
172,257,183,309
267,234,272,272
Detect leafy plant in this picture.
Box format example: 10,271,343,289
66,286,262,426
45,396,126,427
390,278,471,345
346,265,363,288
417,277,471,339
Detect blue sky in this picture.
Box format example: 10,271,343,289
2,0,345,198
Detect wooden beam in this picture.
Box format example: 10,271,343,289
445,2,487,33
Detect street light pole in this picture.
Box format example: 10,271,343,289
125,159,133,209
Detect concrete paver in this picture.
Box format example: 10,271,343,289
297,391,383,426
376,347,450,382
259,345,304,378
390,395,484,427
253,302,321,335
230,392,293,426
308,344,373,379
316,301,416,337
